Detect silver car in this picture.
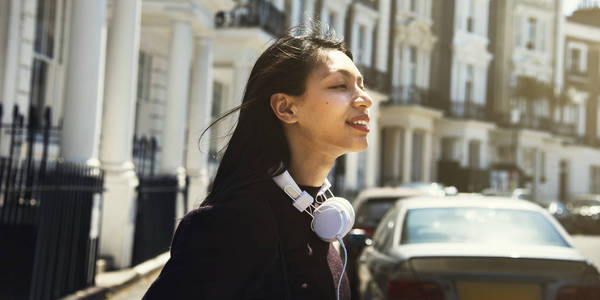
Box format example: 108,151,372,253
358,195,600,300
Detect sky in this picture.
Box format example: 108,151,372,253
563,0,599,16
564,0,579,16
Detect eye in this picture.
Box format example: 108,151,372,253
330,84,347,89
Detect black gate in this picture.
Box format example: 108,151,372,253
0,105,104,300
131,136,188,266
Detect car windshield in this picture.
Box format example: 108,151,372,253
355,197,399,228
400,207,568,247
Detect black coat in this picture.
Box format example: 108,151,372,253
143,179,351,300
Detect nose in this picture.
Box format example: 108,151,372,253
353,88,373,109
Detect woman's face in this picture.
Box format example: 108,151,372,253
291,49,373,156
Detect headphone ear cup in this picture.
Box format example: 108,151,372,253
311,197,355,242
327,197,355,236
312,202,344,242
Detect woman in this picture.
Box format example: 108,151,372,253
143,23,372,300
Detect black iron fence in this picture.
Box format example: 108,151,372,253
387,85,444,110
215,0,286,37
131,136,188,266
447,101,487,121
0,105,104,300
357,64,390,94
356,0,379,10
495,112,553,132
552,122,578,137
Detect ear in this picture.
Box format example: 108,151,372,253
270,93,298,124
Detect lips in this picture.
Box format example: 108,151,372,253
346,114,370,133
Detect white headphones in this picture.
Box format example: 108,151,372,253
272,170,355,242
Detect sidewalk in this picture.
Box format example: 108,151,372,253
60,253,169,300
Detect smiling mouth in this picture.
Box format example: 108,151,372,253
346,120,370,133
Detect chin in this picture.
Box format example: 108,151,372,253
348,138,369,152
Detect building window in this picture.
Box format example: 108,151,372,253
526,17,537,50
468,140,480,169
356,25,366,64
31,0,65,123
137,51,153,102
590,166,600,194
465,65,474,103
409,0,417,13
408,46,417,87
567,43,587,75
411,131,424,182
570,48,581,72
441,137,455,161
466,0,475,33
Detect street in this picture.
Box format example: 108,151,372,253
109,234,600,299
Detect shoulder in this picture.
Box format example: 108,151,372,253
173,180,280,250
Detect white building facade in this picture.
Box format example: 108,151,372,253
5,0,600,271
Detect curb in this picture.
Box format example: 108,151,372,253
60,252,170,300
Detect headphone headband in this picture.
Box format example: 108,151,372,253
272,170,332,212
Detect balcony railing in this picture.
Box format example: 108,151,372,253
566,68,588,78
447,101,487,121
356,0,378,10
496,112,552,132
357,64,390,94
386,85,443,110
552,122,578,137
215,0,286,37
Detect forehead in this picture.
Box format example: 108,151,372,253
311,49,360,80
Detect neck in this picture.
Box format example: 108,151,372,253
286,140,338,188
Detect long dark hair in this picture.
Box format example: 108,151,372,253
201,23,352,204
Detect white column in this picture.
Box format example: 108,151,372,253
61,0,108,164
483,0,490,37
376,0,390,72
1,0,21,124
306,0,316,21
98,0,141,269
232,62,251,107
365,101,380,187
344,152,358,193
186,37,214,211
402,127,413,183
423,131,432,181
160,21,192,175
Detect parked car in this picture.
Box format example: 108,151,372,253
567,194,600,235
345,187,427,300
358,195,600,300
399,182,457,196
534,199,577,233
352,187,426,237
481,187,532,201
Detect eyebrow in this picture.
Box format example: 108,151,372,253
322,69,363,83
